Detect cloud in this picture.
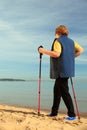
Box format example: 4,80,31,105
0,0,87,79
76,57,87,65
0,21,11,30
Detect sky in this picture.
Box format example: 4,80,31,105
0,0,87,80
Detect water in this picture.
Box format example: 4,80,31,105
0,79,87,113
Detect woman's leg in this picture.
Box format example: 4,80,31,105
60,78,76,117
51,78,61,115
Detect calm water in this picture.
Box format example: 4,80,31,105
0,79,87,113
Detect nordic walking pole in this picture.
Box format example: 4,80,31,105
38,46,43,116
70,78,80,120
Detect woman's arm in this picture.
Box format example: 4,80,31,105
74,41,84,57
38,48,61,58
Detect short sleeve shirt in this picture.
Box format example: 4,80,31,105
53,40,82,53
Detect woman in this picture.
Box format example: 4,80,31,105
38,25,84,120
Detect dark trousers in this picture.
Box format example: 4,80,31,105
52,77,76,117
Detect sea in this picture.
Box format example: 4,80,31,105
0,78,87,113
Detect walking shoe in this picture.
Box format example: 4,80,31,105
47,113,57,117
65,116,76,121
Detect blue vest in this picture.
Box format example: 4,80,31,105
50,35,75,79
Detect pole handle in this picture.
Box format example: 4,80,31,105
38,45,43,59
40,53,42,59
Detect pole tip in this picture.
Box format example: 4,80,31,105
38,112,40,116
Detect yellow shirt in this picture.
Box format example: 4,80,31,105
53,40,82,53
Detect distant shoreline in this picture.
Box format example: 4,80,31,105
0,78,26,81
0,77,87,82
0,78,54,82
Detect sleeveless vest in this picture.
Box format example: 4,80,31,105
50,35,75,79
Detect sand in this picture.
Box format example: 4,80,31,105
0,104,87,130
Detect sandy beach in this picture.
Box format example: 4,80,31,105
0,104,86,130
